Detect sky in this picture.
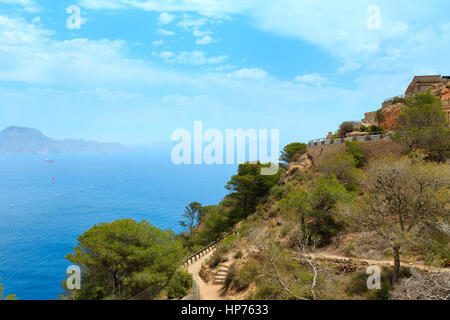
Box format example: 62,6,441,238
0,0,449,147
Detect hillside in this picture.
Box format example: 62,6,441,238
0,126,130,154
181,90,450,301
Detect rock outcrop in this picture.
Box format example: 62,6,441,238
281,153,313,183
380,102,405,130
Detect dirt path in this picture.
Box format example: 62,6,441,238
187,249,226,300
309,252,448,273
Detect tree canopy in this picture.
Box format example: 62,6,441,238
65,219,184,300
280,143,307,165
180,202,204,235
226,162,281,220
396,92,449,162
339,154,449,283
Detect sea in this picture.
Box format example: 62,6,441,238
0,151,237,300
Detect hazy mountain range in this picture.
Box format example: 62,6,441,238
0,126,130,154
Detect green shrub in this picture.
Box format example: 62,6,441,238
253,283,280,300
311,175,353,211
234,263,259,292
391,97,406,105
337,121,360,138
207,253,223,268
346,266,411,299
344,241,356,257
359,125,368,132
345,271,368,296
345,141,365,168
167,271,192,299
234,251,243,259
270,183,293,201
207,239,235,268
368,125,384,133
224,264,237,290
320,153,359,190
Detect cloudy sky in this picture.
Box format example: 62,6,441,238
0,0,449,146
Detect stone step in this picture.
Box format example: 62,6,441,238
216,270,228,274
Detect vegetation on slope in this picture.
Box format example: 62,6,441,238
62,92,449,300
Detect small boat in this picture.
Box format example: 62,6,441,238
45,159,55,163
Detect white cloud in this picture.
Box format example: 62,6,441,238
0,15,193,89
158,12,175,25
0,0,39,12
78,0,257,17
156,28,176,36
152,40,164,46
231,68,268,81
294,73,329,87
162,94,206,107
165,51,227,65
77,0,450,76
158,51,174,59
192,28,211,37
195,36,213,45
177,17,209,31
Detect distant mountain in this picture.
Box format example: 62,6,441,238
0,126,130,154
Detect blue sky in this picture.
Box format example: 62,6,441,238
0,0,449,146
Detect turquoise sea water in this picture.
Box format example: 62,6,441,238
0,151,237,300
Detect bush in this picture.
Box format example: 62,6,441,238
368,125,384,133
395,92,449,162
167,271,192,299
234,251,243,259
320,153,359,191
311,175,353,211
391,97,406,105
344,241,356,257
337,121,360,137
233,263,259,292
207,238,235,268
398,92,447,130
345,141,365,168
346,266,411,299
207,253,223,268
270,183,292,201
307,209,342,246
345,271,368,296
224,264,237,290
195,205,232,245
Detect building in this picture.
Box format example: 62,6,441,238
362,75,450,125
405,75,444,96
361,111,377,126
